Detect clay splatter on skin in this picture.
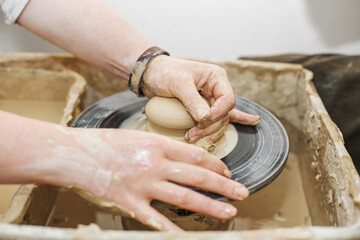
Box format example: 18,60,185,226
51,126,165,229
132,149,152,170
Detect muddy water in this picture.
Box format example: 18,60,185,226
46,120,312,230
0,100,66,123
232,152,311,229
0,99,66,215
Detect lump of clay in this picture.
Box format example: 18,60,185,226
144,97,196,141
145,97,196,130
144,96,238,159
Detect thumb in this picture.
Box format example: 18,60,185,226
176,87,210,122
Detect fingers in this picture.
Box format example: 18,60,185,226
131,201,184,231
208,94,235,123
200,68,235,124
164,161,249,200
185,109,260,144
229,109,261,125
185,115,229,143
175,85,211,122
151,181,238,220
192,70,234,130
164,139,232,178
202,123,228,144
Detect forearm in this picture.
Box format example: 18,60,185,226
0,110,93,188
17,0,151,79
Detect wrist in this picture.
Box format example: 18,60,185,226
128,46,170,97
32,126,113,198
22,126,86,186
111,45,152,80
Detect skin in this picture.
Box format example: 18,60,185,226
17,0,260,142
0,0,260,231
143,56,261,143
0,111,248,231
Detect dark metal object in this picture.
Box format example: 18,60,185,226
72,91,289,200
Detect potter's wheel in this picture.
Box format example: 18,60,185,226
72,91,289,200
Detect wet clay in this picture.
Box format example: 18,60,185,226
145,97,196,130
144,97,238,159
232,152,311,229
0,99,66,215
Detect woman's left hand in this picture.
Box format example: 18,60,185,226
141,55,261,144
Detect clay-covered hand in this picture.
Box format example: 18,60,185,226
44,127,249,231
141,56,260,144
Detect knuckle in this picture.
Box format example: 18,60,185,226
225,182,237,196
192,172,206,185
212,65,227,75
205,65,227,80
223,116,230,124
189,147,204,165
209,199,221,211
175,189,190,205
163,138,178,152
157,136,168,146
154,161,167,174
163,138,172,149
228,96,236,109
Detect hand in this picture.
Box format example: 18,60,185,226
48,127,249,231
141,56,260,144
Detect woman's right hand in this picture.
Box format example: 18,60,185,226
42,126,249,231
0,111,248,231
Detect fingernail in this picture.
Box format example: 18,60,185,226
224,169,232,178
235,187,249,200
196,107,210,122
187,128,199,140
198,122,206,129
205,136,213,142
222,116,230,124
249,116,261,125
189,135,201,144
189,130,202,143
210,108,218,121
184,131,190,141
222,206,237,218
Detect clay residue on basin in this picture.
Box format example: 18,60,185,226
0,185,21,214
0,100,66,123
233,154,311,229
0,99,66,215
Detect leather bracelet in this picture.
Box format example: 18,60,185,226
128,46,170,97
